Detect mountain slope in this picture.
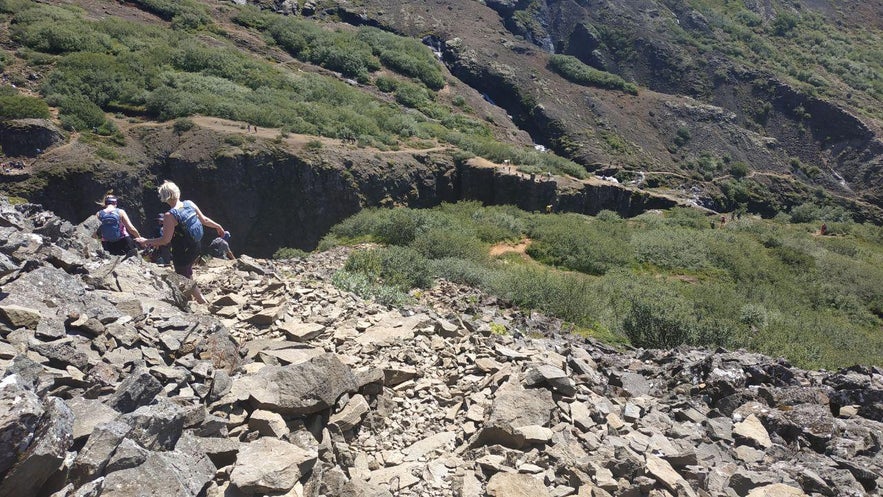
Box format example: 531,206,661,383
0,0,881,237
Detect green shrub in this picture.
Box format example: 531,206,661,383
344,245,432,290
674,127,691,147
789,202,853,223
332,270,412,307
323,202,883,368
0,93,50,119
94,144,119,160
375,76,398,93
57,94,107,131
173,118,195,134
394,82,430,108
357,27,445,90
548,54,638,94
430,257,493,287
273,247,309,259
372,208,431,246
527,214,633,275
410,228,487,262
623,291,697,348
729,161,749,178
632,228,710,270
130,0,211,29
224,134,245,146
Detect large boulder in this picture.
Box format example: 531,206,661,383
0,397,74,497
234,353,358,415
474,380,556,449
229,437,318,495
0,375,43,478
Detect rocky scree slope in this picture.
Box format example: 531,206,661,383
0,196,882,497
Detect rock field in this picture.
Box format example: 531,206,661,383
0,197,881,497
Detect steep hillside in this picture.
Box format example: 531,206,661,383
1,0,882,245
332,0,883,218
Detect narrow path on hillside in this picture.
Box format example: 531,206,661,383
125,116,455,156
489,238,532,258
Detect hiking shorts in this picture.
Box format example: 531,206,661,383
171,236,200,279
102,236,137,256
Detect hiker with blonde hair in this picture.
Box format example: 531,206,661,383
135,181,225,303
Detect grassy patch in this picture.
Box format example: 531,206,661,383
548,54,638,95
326,202,883,369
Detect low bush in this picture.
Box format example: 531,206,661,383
332,270,412,308
548,54,638,94
172,118,195,134
344,245,432,290
0,93,50,119
273,247,309,259
410,228,487,262
56,94,107,131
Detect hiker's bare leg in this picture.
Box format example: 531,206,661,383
192,284,207,304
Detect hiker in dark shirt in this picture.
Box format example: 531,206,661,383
209,231,235,260
135,181,225,303
95,194,141,256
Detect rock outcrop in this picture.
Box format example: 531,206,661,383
0,196,881,496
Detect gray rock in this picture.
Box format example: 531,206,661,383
121,400,187,450
31,338,90,370
99,445,214,497
104,438,149,474
330,394,370,432
475,381,555,449
183,434,239,468
280,320,326,341
733,414,773,449
339,478,394,497
194,328,241,374
0,252,20,278
248,409,290,438
486,472,551,497
230,437,318,494
524,364,577,396
729,471,779,495
0,374,43,478
70,421,131,485
745,483,807,496
64,397,119,442
106,369,162,414
705,416,734,442
235,353,357,415
0,397,74,497
0,304,42,330
2,355,44,390
610,372,651,397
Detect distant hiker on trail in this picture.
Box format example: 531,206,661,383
95,194,141,256
208,231,235,260
135,181,225,304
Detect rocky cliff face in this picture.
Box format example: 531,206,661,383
9,121,684,257
1,197,881,497
0,119,64,158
